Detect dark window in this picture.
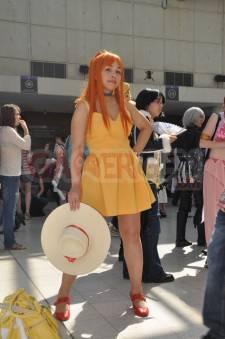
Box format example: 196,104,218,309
31,62,43,77
165,72,174,85
55,63,66,78
164,71,193,87
124,68,133,83
31,61,66,78
175,73,183,86
183,73,193,87
44,63,54,78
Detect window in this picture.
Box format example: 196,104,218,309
124,68,133,83
164,72,193,87
31,61,66,78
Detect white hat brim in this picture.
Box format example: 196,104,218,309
41,203,111,275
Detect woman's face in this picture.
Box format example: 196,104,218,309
101,62,122,93
14,109,21,127
195,113,205,127
147,96,164,119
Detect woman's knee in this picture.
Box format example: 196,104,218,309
120,227,140,244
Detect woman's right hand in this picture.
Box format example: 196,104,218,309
68,184,81,210
19,119,28,130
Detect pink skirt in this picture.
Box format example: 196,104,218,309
203,158,225,244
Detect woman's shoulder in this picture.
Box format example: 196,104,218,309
0,126,14,131
1,126,18,137
125,100,136,113
75,98,90,113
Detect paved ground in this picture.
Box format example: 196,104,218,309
0,203,208,339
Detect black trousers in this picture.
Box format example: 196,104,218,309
176,188,206,245
123,182,166,281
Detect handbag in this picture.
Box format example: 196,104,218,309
0,289,60,339
177,147,205,186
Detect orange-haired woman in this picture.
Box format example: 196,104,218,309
54,50,155,320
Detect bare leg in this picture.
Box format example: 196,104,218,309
17,191,22,214
118,213,147,309
55,273,76,313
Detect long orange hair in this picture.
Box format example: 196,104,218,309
75,50,131,135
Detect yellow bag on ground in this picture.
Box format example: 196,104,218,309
0,288,60,339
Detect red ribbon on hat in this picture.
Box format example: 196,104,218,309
64,225,90,264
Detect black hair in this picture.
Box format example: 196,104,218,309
136,89,165,110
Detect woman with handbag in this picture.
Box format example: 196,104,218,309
173,107,225,247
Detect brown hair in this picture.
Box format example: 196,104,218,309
0,104,21,127
75,50,131,135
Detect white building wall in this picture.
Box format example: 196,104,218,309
0,0,225,97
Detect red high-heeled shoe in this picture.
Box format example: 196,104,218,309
130,293,149,317
54,296,70,321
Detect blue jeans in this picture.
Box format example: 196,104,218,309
0,176,20,249
203,210,225,338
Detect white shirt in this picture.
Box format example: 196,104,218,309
0,126,31,176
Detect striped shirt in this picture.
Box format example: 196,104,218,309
21,150,32,175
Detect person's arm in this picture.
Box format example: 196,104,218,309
199,139,225,149
27,151,33,165
8,126,31,150
126,101,152,153
69,101,89,210
199,112,225,148
54,146,64,178
201,112,219,138
38,158,56,176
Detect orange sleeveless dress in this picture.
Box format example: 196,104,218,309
81,112,155,216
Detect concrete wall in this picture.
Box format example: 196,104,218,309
0,0,225,97
2,74,225,106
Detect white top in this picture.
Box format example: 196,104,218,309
0,126,31,176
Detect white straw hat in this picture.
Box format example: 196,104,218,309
41,203,111,275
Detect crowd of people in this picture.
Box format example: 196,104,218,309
0,50,225,338
0,105,67,249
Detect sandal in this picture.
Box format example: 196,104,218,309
130,293,149,317
5,243,26,250
54,296,70,321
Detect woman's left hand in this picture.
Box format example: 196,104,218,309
68,183,81,210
